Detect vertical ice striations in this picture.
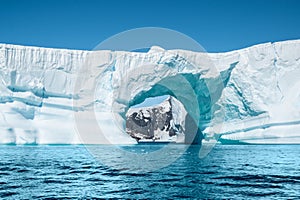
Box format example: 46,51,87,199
0,44,88,144
0,40,300,144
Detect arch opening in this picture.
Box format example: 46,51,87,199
120,73,215,144
126,95,188,143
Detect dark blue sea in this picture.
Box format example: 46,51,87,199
0,144,299,199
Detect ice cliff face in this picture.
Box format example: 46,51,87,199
0,45,88,144
0,40,300,144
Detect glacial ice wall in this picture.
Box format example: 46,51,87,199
0,40,300,144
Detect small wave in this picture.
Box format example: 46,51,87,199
268,179,299,184
130,189,145,195
172,194,194,199
58,165,74,170
190,171,218,175
213,174,300,186
43,179,72,184
242,191,282,197
81,165,92,169
165,173,182,177
0,191,18,198
0,185,21,190
200,171,218,175
69,170,88,174
17,169,30,173
118,172,150,177
32,195,75,199
0,166,24,172
217,182,282,189
212,174,266,181
156,178,183,183
89,171,100,175
84,178,105,182
105,188,133,194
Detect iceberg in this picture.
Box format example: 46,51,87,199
0,40,300,145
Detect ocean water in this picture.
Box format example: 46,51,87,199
0,144,299,199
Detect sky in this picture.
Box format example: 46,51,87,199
0,0,299,52
132,95,169,108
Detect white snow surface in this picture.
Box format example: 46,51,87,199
0,40,300,144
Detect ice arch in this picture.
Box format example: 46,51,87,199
123,74,210,144
77,49,235,143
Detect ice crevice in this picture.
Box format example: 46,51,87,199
272,43,284,101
